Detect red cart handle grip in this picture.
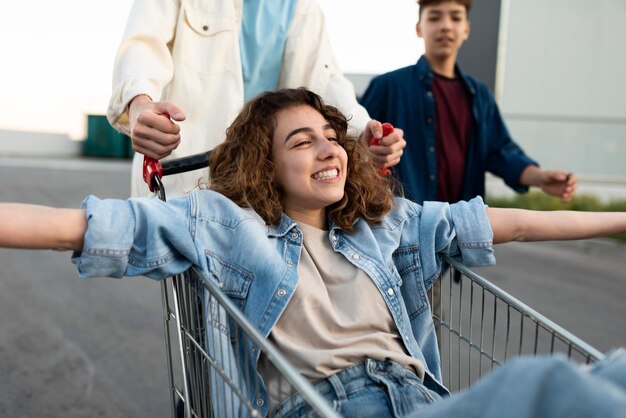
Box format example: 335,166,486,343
143,156,163,192
370,123,394,176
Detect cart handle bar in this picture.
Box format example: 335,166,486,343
143,150,213,193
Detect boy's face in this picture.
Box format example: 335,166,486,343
416,1,470,62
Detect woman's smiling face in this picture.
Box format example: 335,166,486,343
271,104,348,228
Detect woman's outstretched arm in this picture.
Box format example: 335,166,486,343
487,207,626,244
0,204,86,251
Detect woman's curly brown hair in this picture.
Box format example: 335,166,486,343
208,88,395,231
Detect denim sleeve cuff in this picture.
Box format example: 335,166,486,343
71,195,134,278
449,197,495,267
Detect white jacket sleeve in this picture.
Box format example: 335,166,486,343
106,0,181,135
279,0,371,134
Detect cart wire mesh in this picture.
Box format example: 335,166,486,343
160,268,341,418
433,255,604,392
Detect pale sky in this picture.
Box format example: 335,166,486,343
0,1,422,140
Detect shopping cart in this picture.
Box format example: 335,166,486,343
142,154,604,418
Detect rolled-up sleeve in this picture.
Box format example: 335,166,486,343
448,197,495,266
71,194,198,280
417,197,495,279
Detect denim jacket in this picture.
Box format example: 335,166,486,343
72,190,495,415
360,56,538,204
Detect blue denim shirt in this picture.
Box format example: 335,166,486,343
72,190,495,414
360,56,538,204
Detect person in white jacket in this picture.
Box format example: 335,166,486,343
108,0,406,198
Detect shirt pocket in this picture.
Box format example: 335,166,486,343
205,250,253,312
393,245,429,319
178,5,237,75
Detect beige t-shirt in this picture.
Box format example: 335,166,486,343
258,222,425,408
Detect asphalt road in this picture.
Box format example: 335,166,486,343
0,158,624,418
0,159,169,418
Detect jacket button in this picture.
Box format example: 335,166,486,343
387,288,395,296
291,232,299,239
256,398,264,406
352,254,360,260
277,289,287,297
202,25,209,31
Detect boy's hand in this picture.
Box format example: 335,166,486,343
539,171,577,203
520,166,578,203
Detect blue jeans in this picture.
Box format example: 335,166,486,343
410,348,626,418
273,359,442,418
274,350,626,418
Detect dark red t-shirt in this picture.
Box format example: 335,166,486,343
432,74,472,202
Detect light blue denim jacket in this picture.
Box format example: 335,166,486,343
72,190,495,413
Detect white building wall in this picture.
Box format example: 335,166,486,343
497,0,626,180
0,130,81,158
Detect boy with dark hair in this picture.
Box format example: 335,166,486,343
419,0,472,13
360,0,576,205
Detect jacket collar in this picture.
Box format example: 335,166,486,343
266,212,360,237
266,213,298,238
415,55,476,96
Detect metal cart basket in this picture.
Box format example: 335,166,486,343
143,153,604,418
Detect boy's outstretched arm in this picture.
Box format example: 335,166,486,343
487,207,626,245
0,204,86,251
